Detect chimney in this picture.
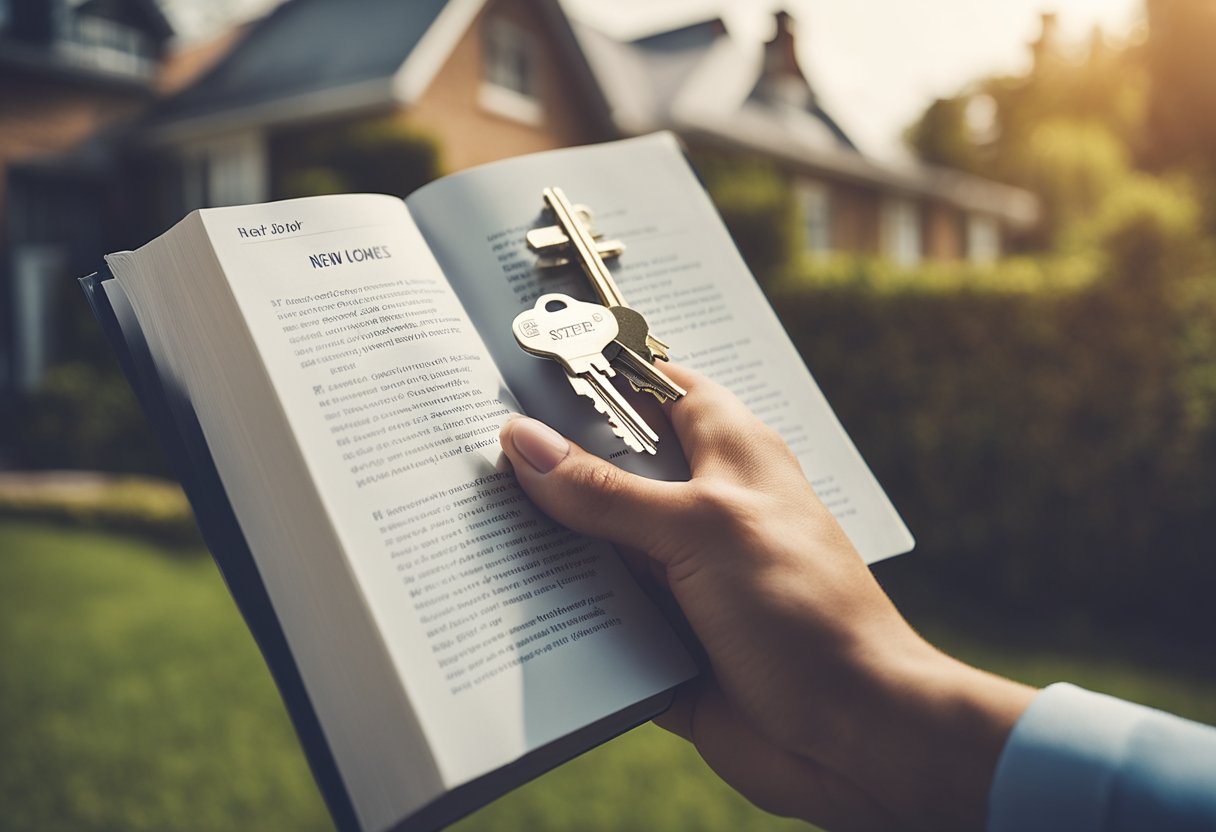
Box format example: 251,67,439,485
763,11,803,79
1031,12,1059,70
755,9,813,109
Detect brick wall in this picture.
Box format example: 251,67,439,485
830,180,881,254
923,201,964,261
0,72,148,230
401,0,608,172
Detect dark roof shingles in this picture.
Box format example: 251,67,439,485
154,0,449,121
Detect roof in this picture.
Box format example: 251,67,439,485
142,0,609,144
573,10,1037,226
141,0,1036,225
150,0,449,127
574,12,857,157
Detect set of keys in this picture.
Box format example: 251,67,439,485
511,187,686,454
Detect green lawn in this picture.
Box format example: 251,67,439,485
2,520,1215,832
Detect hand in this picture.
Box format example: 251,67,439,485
499,364,1035,832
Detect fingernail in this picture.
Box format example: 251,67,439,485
508,418,570,474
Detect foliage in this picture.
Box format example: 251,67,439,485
6,520,1216,831
688,149,799,283
276,117,443,199
902,96,980,173
1017,120,1132,246
17,362,169,476
770,182,1216,641
0,474,197,547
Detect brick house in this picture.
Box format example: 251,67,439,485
134,1,1035,264
0,0,172,397
134,0,610,222
0,0,1037,408
574,11,1037,264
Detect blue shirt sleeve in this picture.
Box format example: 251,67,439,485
988,683,1216,832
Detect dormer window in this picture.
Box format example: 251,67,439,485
479,15,542,125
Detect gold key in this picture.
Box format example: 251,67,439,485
527,187,683,403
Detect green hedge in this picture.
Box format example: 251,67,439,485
0,474,199,548
769,185,1216,639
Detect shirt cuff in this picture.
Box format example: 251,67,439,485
987,682,1216,832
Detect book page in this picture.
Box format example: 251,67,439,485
407,132,914,563
195,195,695,792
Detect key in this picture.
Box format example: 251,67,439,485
512,294,659,454
609,340,686,403
605,309,686,403
525,206,624,268
527,187,683,404
528,187,672,364
513,294,658,454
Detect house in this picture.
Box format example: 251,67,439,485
0,0,1038,408
0,0,172,396
133,0,612,222
574,10,1038,265
134,1,1036,267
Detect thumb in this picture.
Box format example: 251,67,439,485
500,417,686,555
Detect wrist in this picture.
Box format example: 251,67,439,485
833,637,1037,831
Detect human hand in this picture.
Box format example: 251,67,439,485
499,364,1035,832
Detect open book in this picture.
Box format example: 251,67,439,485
84,132,913,832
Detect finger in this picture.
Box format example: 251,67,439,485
659,364,790,478
500,417,689,556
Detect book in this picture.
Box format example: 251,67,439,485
82,131,914,832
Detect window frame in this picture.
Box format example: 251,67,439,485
478,14,542,125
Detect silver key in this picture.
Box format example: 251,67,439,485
512,294,659,454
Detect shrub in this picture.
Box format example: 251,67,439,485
689,149,799,283
276,117,442,198
18,362,169,475
0,473,199,547
769,193,1216,641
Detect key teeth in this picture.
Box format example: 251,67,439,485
624,377,671,403
574,384,644,452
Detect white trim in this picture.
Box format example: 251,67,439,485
794,178,832,255
670,35,759,125
13,245,69,391
392,0,488,104
966,213,1001,264
477,81,543,125
178,129,268,209
881,196,923,267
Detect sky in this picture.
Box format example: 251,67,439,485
161,0,1146,161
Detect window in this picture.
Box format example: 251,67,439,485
483,16,533,96
13,246,68,391
795,179,832,255
881,197,922,267
966,214,1001,264
479,15,542,124
58,13,155,76
179,133,268,211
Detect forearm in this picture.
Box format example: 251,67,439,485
794,633,1037,831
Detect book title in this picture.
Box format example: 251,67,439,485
307,245,393,269
236,220,303,238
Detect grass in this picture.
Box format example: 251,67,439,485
3,519,1215,832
